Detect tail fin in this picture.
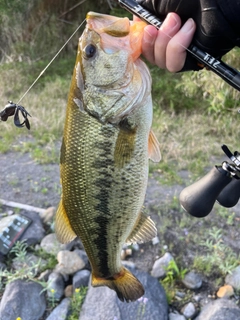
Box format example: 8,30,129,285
92,267,144,302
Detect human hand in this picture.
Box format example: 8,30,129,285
137,13,196,72
137,0,240,71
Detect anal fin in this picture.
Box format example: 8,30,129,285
55,198,77,244
126,211,157,244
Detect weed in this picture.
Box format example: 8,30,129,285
67,287,88,320
193,227,239,276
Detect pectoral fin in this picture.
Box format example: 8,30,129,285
55,198,77,244
114,127,136,168
148,129,161,163
126,211,157,244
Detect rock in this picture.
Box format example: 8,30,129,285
40,233,65,255
38,269,52,282
73,269,91,289
169,313,186,320
151,252,174,278
182,271,202,290
217,285,234,298
181,302,197,319
152,236,160,245
0,261,6,270
12,253,47,275
65,285,73,297
225,266,240,290
39,206,56,224
79,269,168,320
46,297,71,320
196,298,240,320
122,260,136,270
56,250,86,275
19,211,45,246
0,279,46,320
47,272,65,301
74,249,89,267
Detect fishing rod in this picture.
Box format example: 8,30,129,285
117,0,240,92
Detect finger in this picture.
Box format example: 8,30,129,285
166,18,196,72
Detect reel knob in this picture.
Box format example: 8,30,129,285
179,166,232,217
217,178,240,207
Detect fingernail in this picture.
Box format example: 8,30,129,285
161,13,178,31
144,25,157,45
181,18,194,33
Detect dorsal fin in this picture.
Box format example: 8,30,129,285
55,198,77,244
126,211,157,244
148,129,161,163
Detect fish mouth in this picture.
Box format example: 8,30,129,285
85,11,147,61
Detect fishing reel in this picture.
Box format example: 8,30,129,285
179,145,240,217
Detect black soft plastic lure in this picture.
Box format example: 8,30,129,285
0,101,31,130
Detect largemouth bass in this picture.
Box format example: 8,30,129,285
55,12,161,302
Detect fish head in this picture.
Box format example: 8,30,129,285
74,12,149,124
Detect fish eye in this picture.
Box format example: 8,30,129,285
83,44,97,59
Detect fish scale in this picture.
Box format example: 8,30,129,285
55,12,161,302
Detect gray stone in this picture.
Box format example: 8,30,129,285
79,269,168,320
181,302,197,319
182,271,202,290
19,211,45,246
39,206,56,224
0,279,46,320
38,269,52,282
47,272,65,301
151,252,174,278
74,249,89,268
40,233,65,255
46,297,71,320
225,265,240,290
196,298,240,320
169,313,186,320
12,253,47,275
73,269,91,289
56,250,86,275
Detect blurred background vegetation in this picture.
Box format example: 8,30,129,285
0,0,239,181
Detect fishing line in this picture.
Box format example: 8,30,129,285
17,19,86,104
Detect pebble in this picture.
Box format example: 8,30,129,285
47,271,65,301
12,252,47,275
64,284,73,297
182,271,203,290
40,233,65,255
39,206,56,224
152,236,160,245
55,250,86,275
19,211,46,246
181,302,197,319
46,297,71,320
225,265,240,290
217,284,234,298
73,269,91,289
151,252,174,278
169,313,186,320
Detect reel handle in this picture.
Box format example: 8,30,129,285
179,166,232,217
217,178,240,208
